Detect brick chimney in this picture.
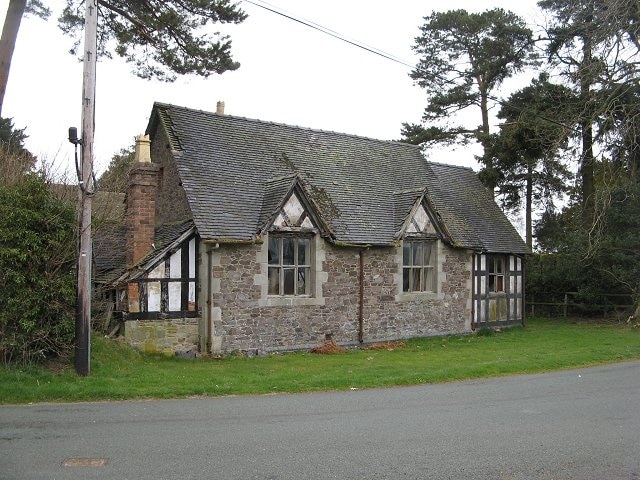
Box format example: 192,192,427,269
216,100,225,115
126,134,159,267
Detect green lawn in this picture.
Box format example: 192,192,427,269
1,317,639,404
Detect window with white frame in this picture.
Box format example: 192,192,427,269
402,240,437,293
267,235,312,296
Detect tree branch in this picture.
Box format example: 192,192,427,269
97,0,154,44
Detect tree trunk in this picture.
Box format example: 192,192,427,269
525,163,533,251
580,35,595,227
581,119,595,223
0,0,26,117
631,302,640,325
479,90,496,196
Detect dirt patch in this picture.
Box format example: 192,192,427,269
45,357,71,374
366,341,406,351
310,339,346,354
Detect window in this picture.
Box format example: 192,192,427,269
268,235,311,296
488,255,505,293
402,240,436,293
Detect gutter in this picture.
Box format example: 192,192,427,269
203,237,263,245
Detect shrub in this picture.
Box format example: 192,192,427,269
0,171,76,364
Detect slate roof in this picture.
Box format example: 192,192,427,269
93,224,126,284
147,102,527,254
258,174,298,231
154,220,195,251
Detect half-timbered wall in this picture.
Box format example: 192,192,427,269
124,236,198,318
472,253,524,327
122,236,199,354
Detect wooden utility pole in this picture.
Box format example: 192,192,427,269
75,0,98,376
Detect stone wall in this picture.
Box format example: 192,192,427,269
208,241,360,352
352,244,471,343
151,127,193,227
124,318,199,355
207,236,472,353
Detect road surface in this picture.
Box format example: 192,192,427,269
1,361,639,479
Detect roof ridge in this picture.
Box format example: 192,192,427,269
265,173,299,184
427,160,476,172
393,187,425,195
153,101,419,149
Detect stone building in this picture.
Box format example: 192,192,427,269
104,102,528,355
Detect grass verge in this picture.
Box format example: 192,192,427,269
1,317,639,404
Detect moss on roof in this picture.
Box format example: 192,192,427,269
147,102,527,254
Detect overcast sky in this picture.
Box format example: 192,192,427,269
1,0,543,178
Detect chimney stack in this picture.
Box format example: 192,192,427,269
134,133,151,163
126,134,159,268
216,100,225,115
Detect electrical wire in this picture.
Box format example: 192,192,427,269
74,142,97,196
242,0,414,68
241,0,581,135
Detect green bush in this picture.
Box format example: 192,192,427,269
529,180,640,316
0,173,76,364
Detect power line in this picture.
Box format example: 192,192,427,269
242,0,415,69
241,0,580,136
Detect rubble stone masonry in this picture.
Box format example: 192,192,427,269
152,126,192,226
208,236,472,353
124,318,199,355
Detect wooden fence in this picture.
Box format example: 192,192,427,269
527,292,634,318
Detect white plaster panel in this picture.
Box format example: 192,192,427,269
170,250,181,279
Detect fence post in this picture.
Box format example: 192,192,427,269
564,293,568,318
531,294,535,316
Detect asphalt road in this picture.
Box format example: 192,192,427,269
1,361,639,480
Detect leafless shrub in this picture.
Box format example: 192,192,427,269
310,339,346,354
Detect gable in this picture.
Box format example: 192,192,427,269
395,191,450,243
406,204,436,235
259,175,331,237
272,192,316,230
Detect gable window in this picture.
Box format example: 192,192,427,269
488,255,505,293
268,235,311,296
402,240,437,293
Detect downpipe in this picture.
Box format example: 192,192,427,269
358,249,364,344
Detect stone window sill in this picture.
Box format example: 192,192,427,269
259,296,326,307
396,291,440,303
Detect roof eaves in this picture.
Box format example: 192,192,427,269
421,189,455,245
295,177,336,240
147,102,183,151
